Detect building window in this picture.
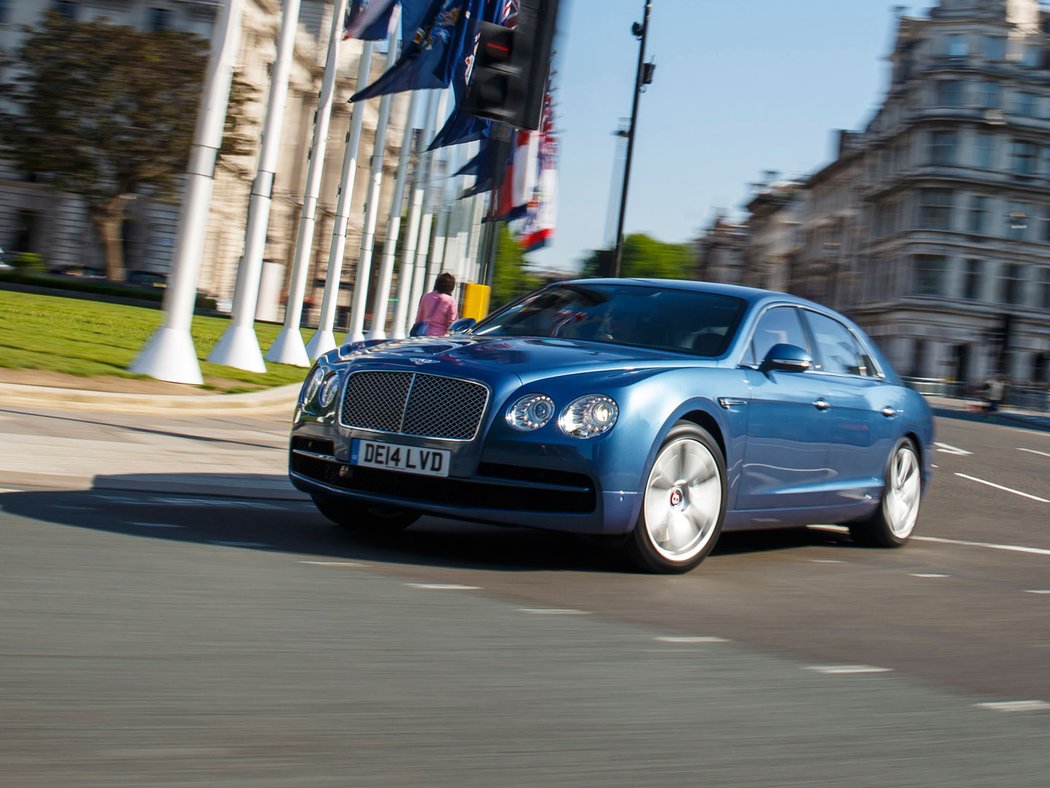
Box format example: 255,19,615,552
0,0,9,24
1040,206,1050,243
1022,44,1042,68
979,81,1001,109
918,189,953,230
914,255,948,296
1016,91,1039,116
1040,268,1050,309
149,8,172,32
1012,140,1038,174
975,132,996,169
968,195,989,234
935,80,964,106
53,0,76,19
1000,263,1025,306
928,130,956,165
945,33,968,57
963,259,983,300
985,36,1006,62
1008,204,1029,240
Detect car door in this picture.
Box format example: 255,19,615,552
738,306,834,511
801,309,896,504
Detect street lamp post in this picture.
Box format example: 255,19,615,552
612,0,653,278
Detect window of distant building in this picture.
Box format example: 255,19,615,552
1000,263,1025,306
1007,203,1029,239
975,132,996,169
928,130,957,165
935,80,964,106
985,36,1006,62
968,195,989,234
1040,268,1050,309
945,33,968,57
914,255,948,296
149,8,172,32
918,189,954,230
53,0,76,19
1012,139,1038,174
1022,44,1042,68
1040,206,1050,243
963,259,983,300
0,0,9,24
979,80,1001,109
1016,91,1039,116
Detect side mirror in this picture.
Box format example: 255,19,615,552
448,317,477,334
761,343,813,373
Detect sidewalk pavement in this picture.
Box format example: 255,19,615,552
1,381,1048,505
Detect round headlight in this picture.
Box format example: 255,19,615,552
300,365,326,406
506,393,555,431
318,372,342,409
558,394,619,439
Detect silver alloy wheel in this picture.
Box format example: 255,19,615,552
884,443,921,539
642,436,723,563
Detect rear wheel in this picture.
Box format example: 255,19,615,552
311,494,420,532
849,438,922,547
626,422,726,574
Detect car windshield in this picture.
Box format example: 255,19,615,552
472,283,746,356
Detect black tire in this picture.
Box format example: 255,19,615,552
312,494,420,532
849,437,922,548
625,421,727,574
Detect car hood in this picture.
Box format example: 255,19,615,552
337,335,703,386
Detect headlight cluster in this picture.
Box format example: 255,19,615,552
299,364,343,411
505,393,618,439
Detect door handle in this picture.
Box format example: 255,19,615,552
813,399,831,411
881,406,901,418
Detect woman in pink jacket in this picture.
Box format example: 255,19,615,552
413,272,458,336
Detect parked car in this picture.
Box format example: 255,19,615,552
0,246,12,271
289,279,934,573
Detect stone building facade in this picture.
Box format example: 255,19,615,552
0,0,408,320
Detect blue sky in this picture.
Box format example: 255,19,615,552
526,0,930,273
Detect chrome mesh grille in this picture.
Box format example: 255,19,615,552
340,371,489,441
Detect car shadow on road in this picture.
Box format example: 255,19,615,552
0,472,858,575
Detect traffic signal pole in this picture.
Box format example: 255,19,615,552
612,0,651,278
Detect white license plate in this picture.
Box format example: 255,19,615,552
351,440,451,477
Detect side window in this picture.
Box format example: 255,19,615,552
748,307,808,366
804,311,875,377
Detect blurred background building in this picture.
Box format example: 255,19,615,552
698,0,1050,387
0,0,406,321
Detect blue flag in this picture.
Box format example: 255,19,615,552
344,0,398,41
350,0,483,102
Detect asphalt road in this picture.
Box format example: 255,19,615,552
1,408,1048,786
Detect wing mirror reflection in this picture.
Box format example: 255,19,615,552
761,343,813,373
449,317,477,334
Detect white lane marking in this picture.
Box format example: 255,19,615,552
915,535,1050,557
128,522,185,529
955,473,1050,503
811,559,844,564
976,700,1050,713
655,636,729,644
516,608,590,615
300,561,369,568
935,442,972,456
209,541,272,548
1026,589,1050,594
809,525,849,534
806,665,892,675
931,464,939,469
911,573,949,578
405,583,482,590
1018,447,1050,459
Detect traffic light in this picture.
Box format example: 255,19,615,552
463,0,559,130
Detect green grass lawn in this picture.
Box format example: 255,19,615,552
0,290,314,392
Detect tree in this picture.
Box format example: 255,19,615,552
580,233,697,280
491,225,543,309
0,12,250,281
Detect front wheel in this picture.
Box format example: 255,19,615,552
849,438,922,547
312,494,420,532
626,422,727,574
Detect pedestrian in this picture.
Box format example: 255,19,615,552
411,272,458,337
984,375,1005,413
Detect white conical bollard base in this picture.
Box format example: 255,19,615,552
128,327,205,385
208,323,267,373
265,327,311,367
305,329,337,361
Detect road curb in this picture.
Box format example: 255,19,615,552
0,382,301,415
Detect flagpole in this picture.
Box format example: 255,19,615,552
130,0,244,384
265,0,350,367
367,88,421,340
209,0,301,372
303,38,376,359
346,28,401,343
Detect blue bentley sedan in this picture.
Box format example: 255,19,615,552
289,279,933,573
